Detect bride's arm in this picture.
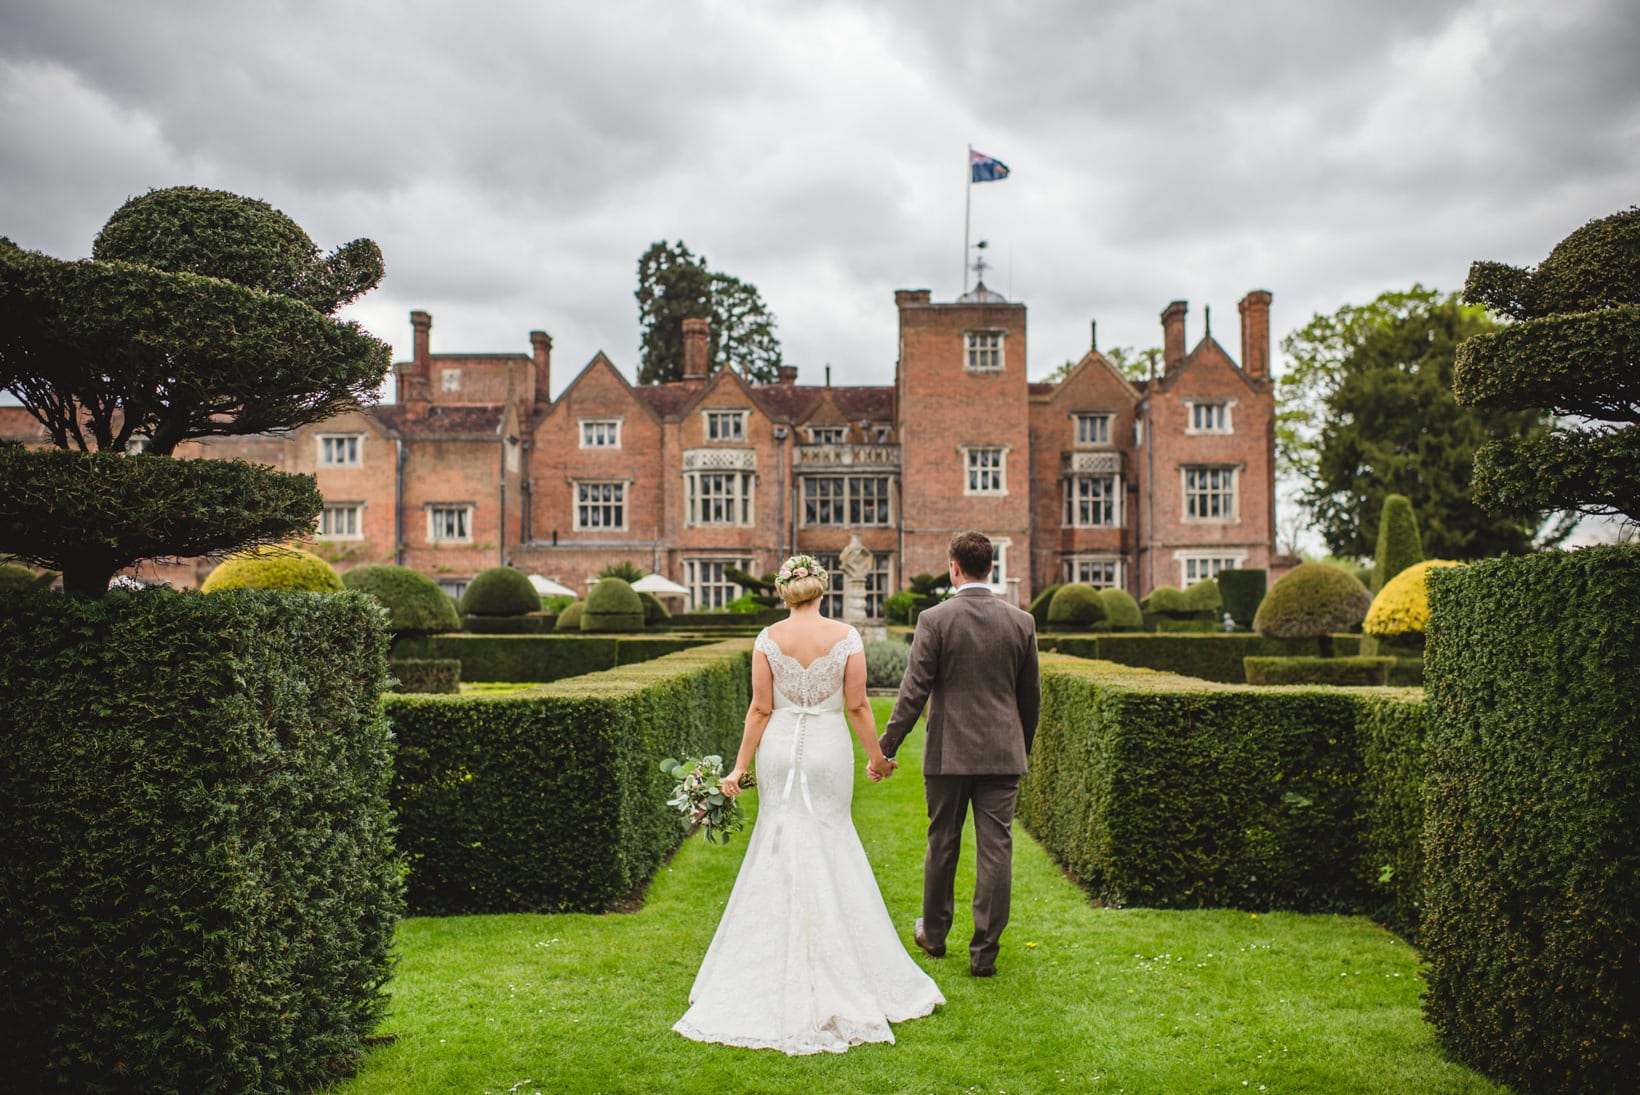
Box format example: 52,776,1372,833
723,649,774,797
843,650,894,778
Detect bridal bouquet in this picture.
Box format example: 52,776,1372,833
659,755,756,845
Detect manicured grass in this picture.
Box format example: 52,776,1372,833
330,700,1502,1094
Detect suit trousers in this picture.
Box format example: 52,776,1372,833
921,773,1020,967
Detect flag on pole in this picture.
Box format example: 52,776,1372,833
970,149,1010,183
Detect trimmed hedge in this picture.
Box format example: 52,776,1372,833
1254,562,1371,645
463,612,557,634
1027,583,1062,627
1216,568,1266,628
1364,559,1463,639
554,601,585,630
637,590,671,626
0,588,400,1091
1040,632,1323,683
391,633,709,682
1244,656,1395,686
342,563,462,633
391,657,461,694
1422,548,1640,1092
1047,583,1106,627
385,640,751,913
1097,587,1144,631
460,566,541,617
1019,657,1424,916
583,576,645,631
201,544,343,593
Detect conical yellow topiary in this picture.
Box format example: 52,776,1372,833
1363,559,1465,637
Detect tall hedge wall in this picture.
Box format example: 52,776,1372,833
1019,657,1425,925
0,588,401,1093
1039,632,1326,682
1422,549,1640,1092
385,640,751,914
390,633,708,682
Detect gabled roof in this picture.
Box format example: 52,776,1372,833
1033,349,1144,404
550,352,663,425
373,404,505,438
1154,335,1263,395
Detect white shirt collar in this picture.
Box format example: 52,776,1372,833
956,581,992,592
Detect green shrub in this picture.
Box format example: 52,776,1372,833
460,566,541,616
541,594,576,615
1028,583,1062,627
864,640,911,689
390,633,708,683
637,590,671,627
1181,578,1222,614
1141,585,1189,614
1387,657,1423,687
1154,617,1216,633
201,544,343,593
384,641,751,914
391,658,461,693
1039,632,1323,683
1216,569,1266,628
1097,588,1143,631
0,588,400,1091
596,560,646,582
1047,584,1106,628
582,577,645,631
1422,548,1640,1092
0,561,54,592
1243,656,1394,686
1253,563,1372,651
463,612,556,634
1371,494,1424,592
724,592,763,614
883,590,918,625
555,601,585,630
343,564,462,633
1355,691,1430,937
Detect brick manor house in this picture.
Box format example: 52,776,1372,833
1,284,1279,611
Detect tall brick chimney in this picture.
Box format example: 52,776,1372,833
1161,300,1188,372
530,330,553,410
402,310,433,412
1238,290,1272,379
682,317,709,380
776,364,798,384
895,289,932,308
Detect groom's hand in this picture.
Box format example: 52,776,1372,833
867,756,897,782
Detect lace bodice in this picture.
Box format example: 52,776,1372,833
755,626,863,708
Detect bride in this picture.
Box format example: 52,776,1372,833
673,555,945,1054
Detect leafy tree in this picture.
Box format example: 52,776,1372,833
0,186,390,596
634,240,783,383
1455,206,1640,522
1301,295,1560,560
597,560,647,582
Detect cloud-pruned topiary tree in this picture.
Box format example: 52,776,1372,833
1254,562,1373,656
1371,494,1424,593
1455,206,1640,521
0,186,390,596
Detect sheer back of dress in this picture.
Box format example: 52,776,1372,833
756,627,862,710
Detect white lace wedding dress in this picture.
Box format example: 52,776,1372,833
673,626,945,1054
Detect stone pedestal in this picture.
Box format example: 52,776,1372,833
838,534,886,642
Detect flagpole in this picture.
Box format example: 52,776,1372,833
962,145,972,295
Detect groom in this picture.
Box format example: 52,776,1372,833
877,531,1041,978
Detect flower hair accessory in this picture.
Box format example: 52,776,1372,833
775,554,826,586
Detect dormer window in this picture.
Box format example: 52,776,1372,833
705,410,747,442
808,426,847,445
965,330,1005,372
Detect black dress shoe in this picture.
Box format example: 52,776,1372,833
913,918,945,958
970,963,996,978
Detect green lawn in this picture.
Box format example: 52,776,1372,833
331,700,1503,1094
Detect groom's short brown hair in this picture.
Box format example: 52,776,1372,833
948,531,994,583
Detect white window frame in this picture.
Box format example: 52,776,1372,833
579,418,623,449
318,502,364,541
962,445,1008,496
1176,552,1248,585
1185,399,1235,434
986,537,1011,591
965,329,1005,373
1063,474,1122,528
1182,465,1239,522
1065,556,1124,589
573,480,628,532
686,557,752,610
1073,412,1113,446
704,409,748,443
317,433,363,468
441,368,461,393
686,470,755,527
426,503,475,544
800,475,892,528
807,425,847,445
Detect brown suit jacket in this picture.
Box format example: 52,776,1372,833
879,586,1041,775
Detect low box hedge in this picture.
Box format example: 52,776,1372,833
390,657,461,693
384,640,751,914
1244,655,1395,686
462,612,557,634
1019,656,1425,924
0,588,401,1092
1421,548,1640,1093
391,633,709,682
1040,632,1323,683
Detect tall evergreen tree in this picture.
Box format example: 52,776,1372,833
634,240,783,384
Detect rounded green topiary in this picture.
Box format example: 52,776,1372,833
1181,578,1223,614
1047,584,1107,628
1028,583,1062,628
554,601,585,631
1253,562,1372,641
581,577,644,632
1371,494,1424,592
1216,568,1267,628
637,590,671,627
200,546,343,593
0,562,55,592
342,565,462,634
460,566,541,617
1096,587,1144,631
1141,585,1189,614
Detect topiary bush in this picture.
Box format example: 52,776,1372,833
201,545,343,593
1364,560,1464,641
1216,569,1266,629
0,561,54,592
460,566,541,617
1047,584,1107,628
554,601,585,631
883,590,918,625
1181,578,1222,614
582,577,645,632
1243,656,1395,686
1028,583,1062,627
1141,585,1188,614
637,590,671,627
390,657,461,694
1253,563,1372,655
343,564,462,634
1097,588,1143,631
1371,494,1424,592
864,640,911,689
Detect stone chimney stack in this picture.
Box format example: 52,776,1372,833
530,330,553,410
401,310,433,412
682,317,710,380
1238,290,1272,379
895,288,932,308
1161,300,1188,372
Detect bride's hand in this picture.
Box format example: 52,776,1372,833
722,768,746,797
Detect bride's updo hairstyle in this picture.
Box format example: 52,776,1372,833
775,554,829,608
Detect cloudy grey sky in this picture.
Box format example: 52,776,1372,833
2,0,1637,397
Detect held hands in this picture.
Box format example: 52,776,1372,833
722,768,746,797
866,756,898,783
